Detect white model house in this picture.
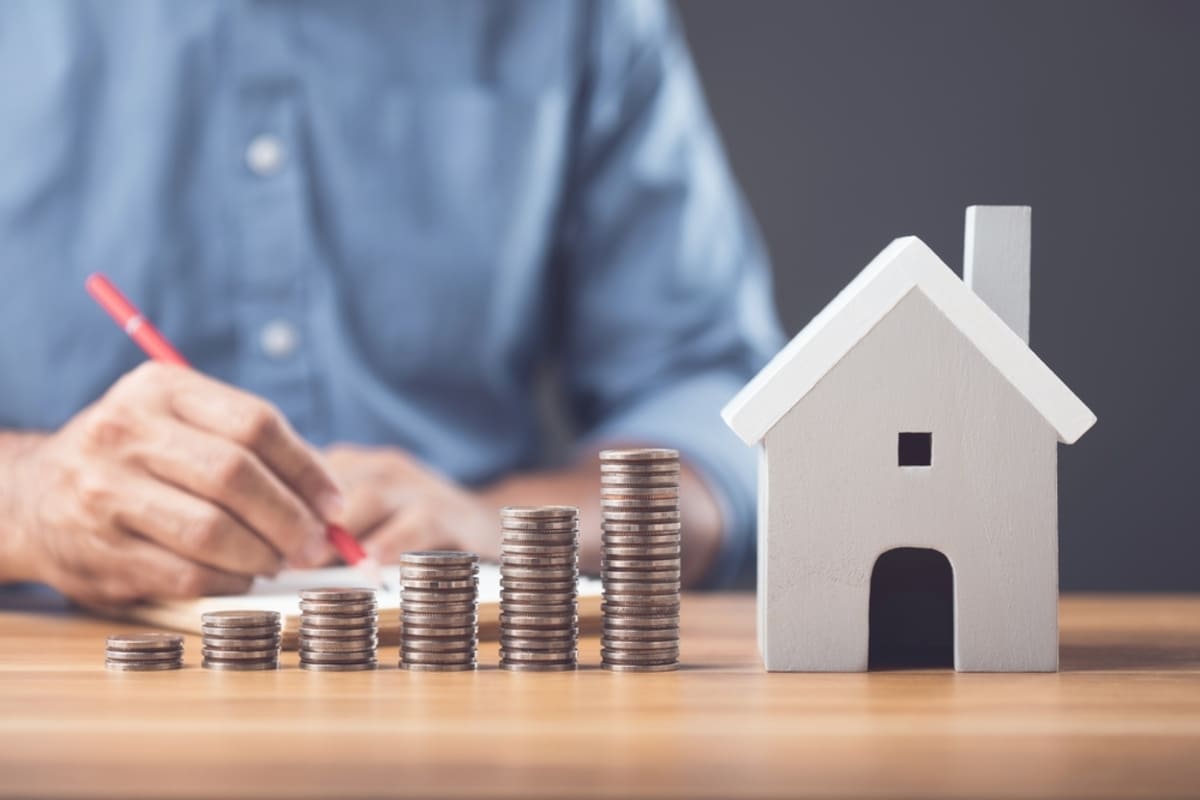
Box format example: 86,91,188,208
721,207,1096,672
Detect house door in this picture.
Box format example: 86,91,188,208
868,547,954,669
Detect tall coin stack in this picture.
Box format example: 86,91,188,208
398,551,479,671
599,448,682,672
298,588,378,671
105,633,184,671
200,610,281,670
498,506,580,671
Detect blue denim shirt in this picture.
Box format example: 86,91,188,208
0,0,783,585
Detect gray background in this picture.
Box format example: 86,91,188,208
675,0,1200,591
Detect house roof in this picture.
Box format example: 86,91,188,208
721,236,1097,446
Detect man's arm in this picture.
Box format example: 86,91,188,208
0,431,44,582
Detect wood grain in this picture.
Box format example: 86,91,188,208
1,593,1198,798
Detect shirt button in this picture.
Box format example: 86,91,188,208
245,134,285,176
260,320,299,359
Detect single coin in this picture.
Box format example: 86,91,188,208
499,602,577,616
299,649,378,664
400,589,477,604
501,623,579,636
400,612,478,627
602,605,682,619
298,625,377,639
500,661,576,672
200,610,281,628
500,505,579,520
600,487,680,500
500,531,579,544
599,448,679,462
600,470,679,484
600,464,680,478
601,569,682,582
401,601,477,615
200,636,281,650
601,533,681,546
602,594,681,608
500,637,577,652
397,577,478,591
500,553,576,567
298,613,379,628
103,650,183,663
600,499,678,512
299,660,377,672
401,624,476,638
602,614,681,629
601,637,680,651
499,518,579,532
401,650,476,665
601,521,682,533
601,647,679,661
104,633,183,652
398,550,479,566
400,637,476,653
500,613,578,628
202,659,278,671
603,581,682,595
298,587,376,602
499,578,577,592
602,662,679,673
201,647,279,660
499,566,579,581
201,624,279,639
499,649,579,662
601,627,679,642
602,558,681,571
399,566,479,581
298,600,377,615
601,510,681,522
105,660,182,671
401,662,476,672
299,636,378,652
499,590,576,604
603,544,682,558
500,543,578,557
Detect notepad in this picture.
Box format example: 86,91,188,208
120,564,603,649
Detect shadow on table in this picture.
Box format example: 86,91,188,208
1060,642,1200,671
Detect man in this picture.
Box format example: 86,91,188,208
0,0,782,604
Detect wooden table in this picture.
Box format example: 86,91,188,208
1,592,1199,798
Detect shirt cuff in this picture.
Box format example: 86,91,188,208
576,371,757,588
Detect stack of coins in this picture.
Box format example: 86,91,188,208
599,448,682,672
298,588,378,671
104,633,184,671
498,506,580,671
399,551,479,671
200,610,281,671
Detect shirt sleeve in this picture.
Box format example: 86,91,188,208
557,0,785,587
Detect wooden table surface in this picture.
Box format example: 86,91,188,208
1,592,1199,799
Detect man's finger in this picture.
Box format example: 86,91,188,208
103,535,253,602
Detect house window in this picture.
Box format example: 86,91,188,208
898,432,932,467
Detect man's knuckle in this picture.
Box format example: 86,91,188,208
181,508,225,551
208,448,250,487
74,473,116,516
174,565,212,597
79,406,136,450
235,403,280,448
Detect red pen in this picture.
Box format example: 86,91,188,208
85,272,386,590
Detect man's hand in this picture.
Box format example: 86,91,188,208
322,444,495,564
0,362,343,605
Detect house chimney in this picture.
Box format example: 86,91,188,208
963,205,1031,344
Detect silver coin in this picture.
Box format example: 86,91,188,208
601,627,679,641
104,633,183,652
500,637,577,652
201,647,279,660
298,587,376,602
601,637,679,651
401,624,476,638
298,613,379,628
603,544,682,557
602,662,679,673
598,448,679,462
500,602,577,616
601,569,681,582
103,650,183,663
398,550,479,566
400,637,476,653
600,471,679,485
500,661,576,672
397,577,478,591
499,648,578,662
500,613,578,628
602,594,681,608
500,543,578,556
299,649,378,664
602,581,681,595
201,624,278,638
401,601,477,615
601,533,681,545
400,662,476,672
298,600,378,615
200,610,281,627
602,557,681,570
500,531,579,543
500,553,576,568
299,660,377,672
399,566,479,580
601,614,681,629
601,510,681,522
499,518,579,532
200,635,281,650
599,465,680,478
499,566,579,581
601,647,679,661
400,612,478,627
202,659,278,671
601,521,682,533
499,578,577,592
401,650,476,665
600,498,678,512
298,625,377,639
500,626,579,639
400,589,477,604
600,487,680,500
602,606,682,619
499,590,576,604
299,636,378,652
105,660,182,671
500,505,578,520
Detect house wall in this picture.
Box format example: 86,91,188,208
761,289,1059,671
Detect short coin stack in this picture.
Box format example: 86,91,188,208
599,448,682,672
200,610,281,671
399,551,479,671
298,588,378,671
105,633,184,671
498,506,580,671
